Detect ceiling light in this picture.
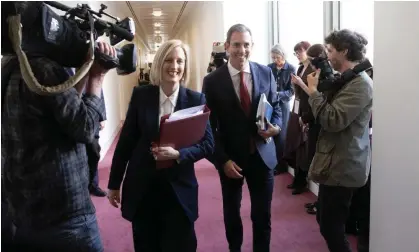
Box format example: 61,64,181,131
152,10,162,17
154,22,161,27
155,30,161,34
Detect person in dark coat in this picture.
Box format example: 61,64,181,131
268,44,296,175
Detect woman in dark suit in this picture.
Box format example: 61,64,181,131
287,41,315,195
107,40,214,252
268,44,296,174
292,44,331,214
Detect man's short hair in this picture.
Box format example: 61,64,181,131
150,39,190,86
325,29,368,62
226,24,252,43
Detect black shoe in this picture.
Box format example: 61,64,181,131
89,186,107,197
304,202,315,209
306,206,317,215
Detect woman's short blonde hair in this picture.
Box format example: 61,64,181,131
150,39,190,86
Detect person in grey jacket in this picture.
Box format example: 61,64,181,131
293,29,372,252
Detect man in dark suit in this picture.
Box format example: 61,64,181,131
203,24,282,252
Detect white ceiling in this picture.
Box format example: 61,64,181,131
125,1,190,53
49,1,193,53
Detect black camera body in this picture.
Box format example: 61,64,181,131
207,42,228,73
310,57,335,80
2,1,137,75
212,52,228,69
310,56,372,93
321,59,373,96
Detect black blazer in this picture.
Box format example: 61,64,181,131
203,62,282,170
294,64,316,124
108,85,214,223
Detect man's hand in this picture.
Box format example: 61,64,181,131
85,42,116,98
306,69,321,95
100,121,106,131
223,160,243,179
89,42,116,79
258,121,281,140
107,189,120,208
151,146,180,161
292,69,321,96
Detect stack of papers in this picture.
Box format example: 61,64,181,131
166,105,205,122
256,93,273,131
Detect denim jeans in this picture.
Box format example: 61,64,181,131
13,213,103,252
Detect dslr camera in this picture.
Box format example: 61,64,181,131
207,42,228,73
310,55,372,94
2,1,137,95
309,56,338,92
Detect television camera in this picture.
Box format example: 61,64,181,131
1,1,137,95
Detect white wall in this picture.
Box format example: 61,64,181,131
174,1,271,91
174,1,225,91
223,1,270,65
50,1,147,158
370,2,419,252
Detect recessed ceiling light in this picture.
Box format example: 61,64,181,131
152,10,162,17
154,22,161,27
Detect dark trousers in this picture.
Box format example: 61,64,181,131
132,177,196,252
86,138,101,188
347,173,371,252
274,102,290,172
293,167,308,188
316,184,354,252
11,214,103,252
1,186,16,252
219,153,274,252
279,101,290,153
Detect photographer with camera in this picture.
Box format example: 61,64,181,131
293,29,372,252
2,1,136,251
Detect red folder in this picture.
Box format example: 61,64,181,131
154,105,211,169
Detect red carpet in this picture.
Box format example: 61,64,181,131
92,134,356,251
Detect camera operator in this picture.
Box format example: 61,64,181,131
293,29,372,252
1,41,115,251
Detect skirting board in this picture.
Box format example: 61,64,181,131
99,121,123,162
288,166,319,196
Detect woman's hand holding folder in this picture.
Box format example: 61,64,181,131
151,146,180,161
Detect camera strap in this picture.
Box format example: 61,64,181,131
1,56,19,114
7,11,95,96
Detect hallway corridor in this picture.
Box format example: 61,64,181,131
92,135,356,252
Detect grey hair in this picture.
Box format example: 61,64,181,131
271,44,286,59
226,24,252,43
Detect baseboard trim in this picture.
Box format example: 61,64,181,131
99,121,123,162
287,166,319,196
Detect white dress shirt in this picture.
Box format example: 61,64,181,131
227,61,253,102
159,85,179,124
